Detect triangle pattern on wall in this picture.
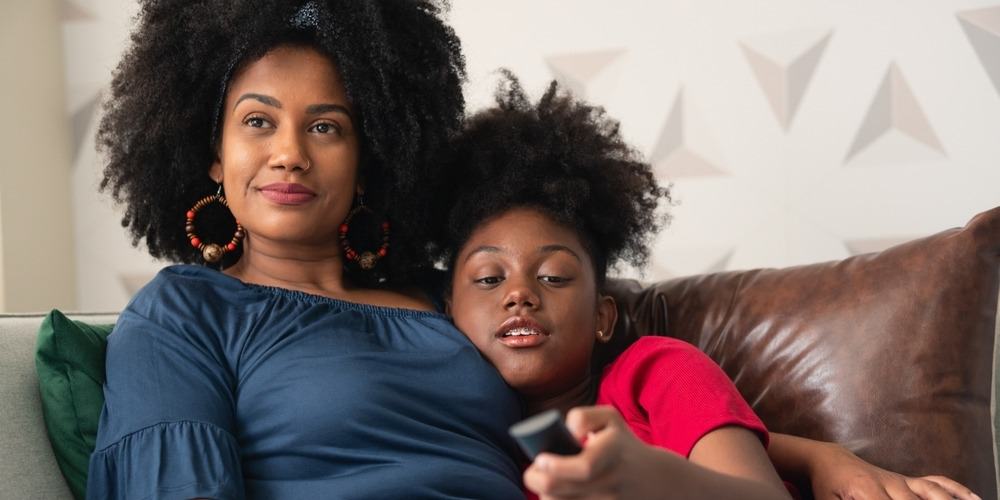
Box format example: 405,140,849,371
740,29,833,131
545,49,626,98
648,247,735,280
957,7,1000,98
843,237,919,256
844,62,944,163
702,250,734,274
650,89,728,180
70,90,102,166
118,272,156,296
61,0,96,21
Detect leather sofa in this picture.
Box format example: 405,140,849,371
1,206,997,499
604,205,1000,498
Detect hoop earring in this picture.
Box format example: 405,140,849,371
185,184,245,263
339,195,390,271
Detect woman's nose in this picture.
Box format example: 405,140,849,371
270,127,311,171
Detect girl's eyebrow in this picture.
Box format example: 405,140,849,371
539,244,581,262
462,244,581,264
463,245,500,264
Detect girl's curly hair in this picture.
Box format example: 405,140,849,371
434,74,671,287
99,0,465,285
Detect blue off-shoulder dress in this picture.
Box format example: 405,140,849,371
87,265,524,499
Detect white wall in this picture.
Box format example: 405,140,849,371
55,0,1000,310
0,0,77,312
61,0,150,312
452,0,1000,279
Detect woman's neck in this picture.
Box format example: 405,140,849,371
524,375,598,416
224,236,352,297
224,234,438,312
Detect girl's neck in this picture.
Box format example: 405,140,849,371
524,374,598,416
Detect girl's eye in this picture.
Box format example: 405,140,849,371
474,276,503,286
539,275,571,285
309,122,340,135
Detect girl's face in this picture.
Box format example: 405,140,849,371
449,208,617,399
210,44,360,249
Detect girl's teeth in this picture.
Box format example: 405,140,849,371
505,327,538,337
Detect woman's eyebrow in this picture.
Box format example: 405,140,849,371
233,93,281,110
306,104,351,116
306,103,353,119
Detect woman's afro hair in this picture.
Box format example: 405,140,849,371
434,73,671,285
99,0,465,285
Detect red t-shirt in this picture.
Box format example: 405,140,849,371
523,337,795,499
596,336,768,457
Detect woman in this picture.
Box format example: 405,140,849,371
438,76,980,500
90,1,522,498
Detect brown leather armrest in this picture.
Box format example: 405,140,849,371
603,206,1000,499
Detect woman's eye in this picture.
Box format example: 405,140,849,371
310,122,340,135
245,116,270,128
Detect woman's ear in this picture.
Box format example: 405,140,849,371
595,294,618,343
209,160,223,184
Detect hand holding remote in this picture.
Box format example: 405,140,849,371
509,409,582,459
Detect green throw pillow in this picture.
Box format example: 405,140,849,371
35,310,114,500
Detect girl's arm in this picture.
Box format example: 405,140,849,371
768,433,980,500
523,406,791,500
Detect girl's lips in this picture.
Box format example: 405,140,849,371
495,317,550,348
258,183,317,205
497,330,548,348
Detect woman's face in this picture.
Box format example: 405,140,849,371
211,44,360,249
449,208,616,399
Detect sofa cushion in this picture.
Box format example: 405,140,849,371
602,205,1000,498
35,310,114,500
0,312,116,500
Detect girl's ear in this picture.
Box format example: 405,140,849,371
595,294,618,343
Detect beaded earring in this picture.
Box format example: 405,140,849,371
339,195,390,270
185,184,245,263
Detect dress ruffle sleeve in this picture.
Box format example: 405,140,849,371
87,270,246,499
87,421,244,500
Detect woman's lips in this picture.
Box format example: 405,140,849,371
258,183,317,205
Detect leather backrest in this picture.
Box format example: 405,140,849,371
602,206,1000,499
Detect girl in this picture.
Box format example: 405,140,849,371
439,76,979,500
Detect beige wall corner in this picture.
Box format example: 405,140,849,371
0,0,77,312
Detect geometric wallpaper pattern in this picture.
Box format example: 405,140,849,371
958,6,1000,97
845,62,945,163
739,29,833,131
64,0,1000,309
